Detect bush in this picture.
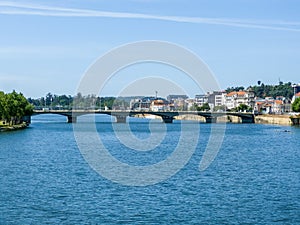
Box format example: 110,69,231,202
292,98,300,112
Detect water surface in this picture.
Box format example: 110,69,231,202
0,114,299,224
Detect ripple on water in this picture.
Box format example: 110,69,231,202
0,118,299,224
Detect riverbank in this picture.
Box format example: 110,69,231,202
177,114,296,125
135,113,295,125
178,114,298,125
255,114,293,125
290,115,300,125
0,122,28,132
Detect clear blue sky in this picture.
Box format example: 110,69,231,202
0,0,300,98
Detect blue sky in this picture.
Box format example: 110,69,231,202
0,0,300,98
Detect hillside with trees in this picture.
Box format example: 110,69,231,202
0,91,33,126
226,82,294,99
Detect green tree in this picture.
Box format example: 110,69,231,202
0,90,33,125
238,104,250,112
45,92,53,107
0,91,5,120
232,104,251,112
250,82,293,99
202,103,210,111
226,86,245,93
292,98,300,112
196,103,210,111
213,105,226,112
190,103,198,111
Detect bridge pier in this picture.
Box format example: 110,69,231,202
115,115,127,123
32,110,256,124
241,116,255,123
67,116,77,123
161,115,174,123
205,117,217,123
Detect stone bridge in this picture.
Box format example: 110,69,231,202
32,110,255,123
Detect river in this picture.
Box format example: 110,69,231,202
0,114,299,224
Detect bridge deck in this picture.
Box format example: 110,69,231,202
32,110,255,123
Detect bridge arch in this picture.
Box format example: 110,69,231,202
31,110,255,124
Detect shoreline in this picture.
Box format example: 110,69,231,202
1,115,298,129
255,114,295,126
136,113,296,125
177,114,296,125
255,115,300,126
0,122,28,132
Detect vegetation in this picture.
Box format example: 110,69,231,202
195,103,210,111
225,86,245,93
292,98,300,112
250,82,294,99
0,91,33,126
28,93,73,109
213,105,226,112
231,104,252,112
226,82,294,99
10,81,297,117
28,93,129,110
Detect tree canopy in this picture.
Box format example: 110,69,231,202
292,98,300,112
195,102,210,111
250,82,293,99
28,93,129,110
231,104,252,112
0,91,33,125
226,82,294,99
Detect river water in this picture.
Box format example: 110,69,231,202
0,114,299,224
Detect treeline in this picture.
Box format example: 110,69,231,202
0,91,33,125
28,93,129,110
226,82,294,99
28,81,297,111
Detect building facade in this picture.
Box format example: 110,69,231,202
225,91,255,110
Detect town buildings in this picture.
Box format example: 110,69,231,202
194,94,207,106
225,91,255,110
292,83,300,95
130,97,170,111
128,83,298,113
292,92,300,103
254,97,291,114
208,91,227,109
167,95,189,111
291,83,300,104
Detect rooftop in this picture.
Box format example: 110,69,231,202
227,91,247,97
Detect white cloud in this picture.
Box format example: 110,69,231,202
0,1,300,32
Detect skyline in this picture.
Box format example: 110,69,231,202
1,0,300,98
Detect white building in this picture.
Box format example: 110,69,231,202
292,92,300,103
150,99,169,111
206,91,226,110
225,91,255,110
194,94,208,106
215,92,227,107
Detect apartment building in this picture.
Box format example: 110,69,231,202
225,91,255,110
